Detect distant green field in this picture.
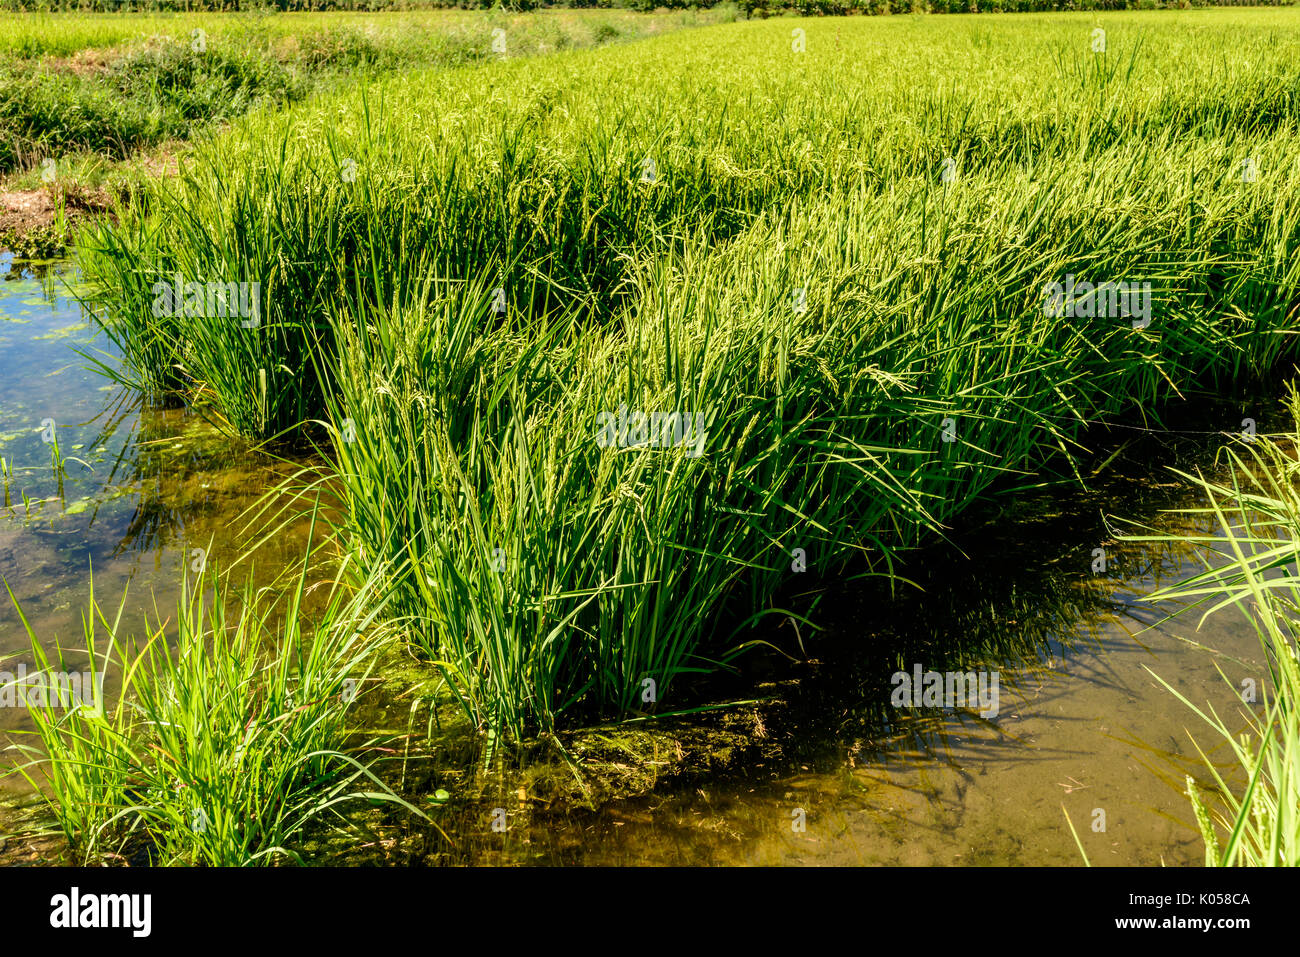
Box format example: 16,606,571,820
0,7,730,177
1,0,1291,21
0,7,709,57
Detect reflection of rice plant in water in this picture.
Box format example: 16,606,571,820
1136,386,1300,866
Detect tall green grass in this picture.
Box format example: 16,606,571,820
78,13,1300,433
322,151,1299,735
75,12,1300,736
1,543,426,865
1138,388,1300,866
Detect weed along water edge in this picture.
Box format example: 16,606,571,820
0,256,359,865
0,6,1298,882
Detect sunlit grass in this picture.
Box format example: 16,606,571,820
1140,385,1300,866
1,521,429,865
73,10,1300,738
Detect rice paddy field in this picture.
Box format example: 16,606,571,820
1,4,1299,891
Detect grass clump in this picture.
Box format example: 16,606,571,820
1,547,426,866
1139,386,1300,866
323,152,1300,736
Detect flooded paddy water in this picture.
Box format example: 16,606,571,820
483,493,1262,866
0,252,1280,866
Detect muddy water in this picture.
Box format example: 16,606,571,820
0,254,321,784
511,583,1254,867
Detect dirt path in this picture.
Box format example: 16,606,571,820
0,185,113,258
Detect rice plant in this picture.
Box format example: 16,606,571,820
71,11,1300,738
1136,386,1300,866
1,535,428,866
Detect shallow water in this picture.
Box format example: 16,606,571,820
0,254,320,768
523,617,1250,866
